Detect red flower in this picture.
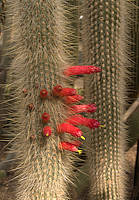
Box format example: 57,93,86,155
64,65,101,76
57,122,83,137
86,118,101,129
43,126,52,136
59,88,77,97
70,104,97,113
53,85,77,97
42,112,50,123
63,95,83,104
40,89,48,99
59,141,82,154
66,115,84,126
66,115,101,129
52,85,63,96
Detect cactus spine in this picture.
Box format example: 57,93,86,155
82,1,130,199
6,0,78,199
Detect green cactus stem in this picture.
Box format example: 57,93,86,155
82,0,132,199
5,0,79,199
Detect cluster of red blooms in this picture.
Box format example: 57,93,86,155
58,66,102,153
25,65,102,154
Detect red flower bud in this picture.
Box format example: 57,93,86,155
63,95,83,104
40,89,48,99
41,112,50,123
52,85,63,96
57,122,83,137
70,104,97,113
64,65,101,76
59,141,82,154
43,126,52,137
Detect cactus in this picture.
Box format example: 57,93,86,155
5,0,79,199
82,0,131,199
3,0,138,199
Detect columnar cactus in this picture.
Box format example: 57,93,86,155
5,0,79,199
82,0,131,199
5,0,103,199
5,0,135,199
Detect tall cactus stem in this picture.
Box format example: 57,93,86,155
82,0,132,199
5,0,79,199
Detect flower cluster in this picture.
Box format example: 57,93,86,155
26,65,102,153
58,65,102,153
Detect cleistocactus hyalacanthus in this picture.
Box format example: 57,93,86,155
5,1,102,199
5,0,80,199
82,0,132,199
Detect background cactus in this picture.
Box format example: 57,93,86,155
5,0,79,199
82,0,131,199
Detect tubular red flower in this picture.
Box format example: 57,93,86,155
43,126,52,137
66,115,101,129
70,104,97,113
53,86,77,97
40,89,48,99
86,118,101,129
63,95,83,104
66,115,84,126
52,85,63,96
41,112,50,123
59,88,77,97
59,141,82,154
64,65,101,76
57,122,83,137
